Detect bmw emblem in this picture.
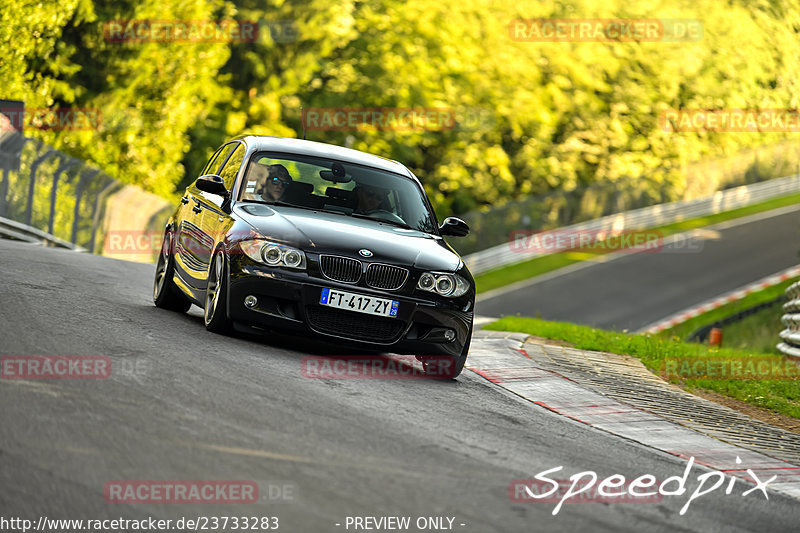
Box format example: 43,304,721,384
359,249,373,258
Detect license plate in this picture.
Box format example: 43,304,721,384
319,288,399,318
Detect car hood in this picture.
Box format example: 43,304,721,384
234,204,462,271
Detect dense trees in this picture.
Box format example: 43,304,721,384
4,0,800,217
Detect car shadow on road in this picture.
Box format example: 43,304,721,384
154,303,462,383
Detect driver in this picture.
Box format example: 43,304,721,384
259,164,293,202
354,184,388,214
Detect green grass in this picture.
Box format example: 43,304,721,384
474,192,800,294
718,304,785,354
484,316,800,419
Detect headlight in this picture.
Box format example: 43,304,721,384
417,272,470,297
283,249,303,268
264,246,282,265
436,276,453,294
239,240,306,270
419,272,435,290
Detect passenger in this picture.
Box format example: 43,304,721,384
249,162,269,189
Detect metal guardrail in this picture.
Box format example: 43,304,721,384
465,174,800,275
0,132,123,252
778,281,800,359
0,215,86,250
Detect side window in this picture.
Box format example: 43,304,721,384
218,144,245,190
208,143,237,176
200,144,230,176
199,145,224,177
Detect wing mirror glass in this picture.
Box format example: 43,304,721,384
439,217,469,237
195,174,228,196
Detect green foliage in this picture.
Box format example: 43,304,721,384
714,303,785,355
0,0,92,110
4,0,800,216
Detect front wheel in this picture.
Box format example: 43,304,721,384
204,249,233,333
419,331,471,379
153,230,191,312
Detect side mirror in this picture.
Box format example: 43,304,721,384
195,174,228,196
439,217,469,237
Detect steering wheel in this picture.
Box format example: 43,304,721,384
366,209,406,224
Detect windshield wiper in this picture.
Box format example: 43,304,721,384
244,199,318,210
239,199,293,207
260,200,349,216
349,213,416,231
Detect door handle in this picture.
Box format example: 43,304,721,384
192,205,202,214
181,196,189,204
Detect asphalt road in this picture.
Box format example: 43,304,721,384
476,207,800,330
1,238,799,532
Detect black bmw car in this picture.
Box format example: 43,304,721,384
154,135,474,377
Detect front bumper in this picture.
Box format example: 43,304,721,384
227,262,473,357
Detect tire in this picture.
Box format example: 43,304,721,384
420,328,471,379
153,230,191,312
204,249,233,334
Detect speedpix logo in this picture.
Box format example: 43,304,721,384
510,457,775,515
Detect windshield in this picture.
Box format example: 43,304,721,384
237,151,437,233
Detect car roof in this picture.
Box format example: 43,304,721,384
233,135,414,179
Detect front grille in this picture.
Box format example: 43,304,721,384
306,306,404,342
319,255,362,283
365,263,409,290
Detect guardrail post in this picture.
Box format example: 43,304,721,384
88,179,121,254
25,148,56,226
0,135,29,218
71,168,99,245
0,168,8,217
47,157,79,235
